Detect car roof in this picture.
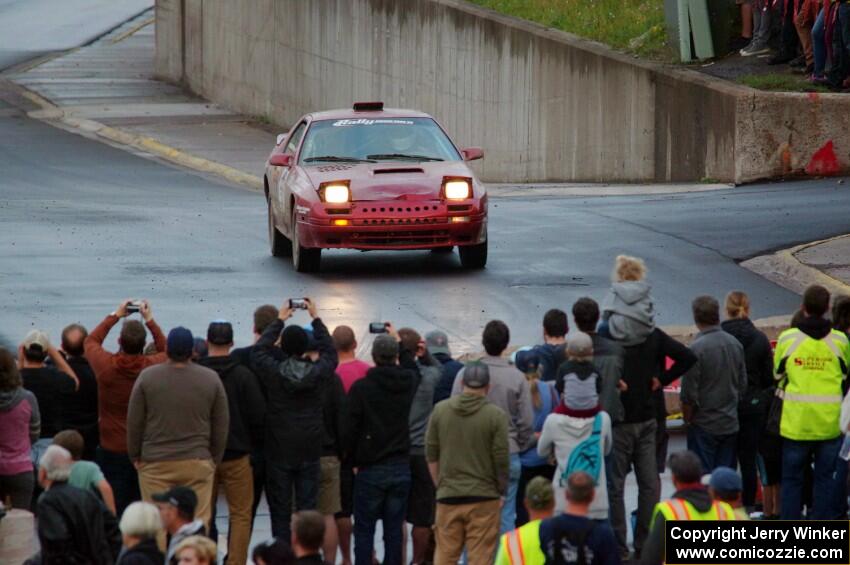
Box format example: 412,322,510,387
306,107,433,121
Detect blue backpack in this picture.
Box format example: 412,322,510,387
559,413,603,486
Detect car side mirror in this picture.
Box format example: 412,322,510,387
276,133,287,146
270,153,293,167
462,147,484,161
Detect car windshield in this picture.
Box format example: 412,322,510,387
299,117,462,164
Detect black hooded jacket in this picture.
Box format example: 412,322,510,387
116,538,164,565
35,481,121,565
251,318,338,465
199,354,267,460
347,349,420,467
721,317,774,414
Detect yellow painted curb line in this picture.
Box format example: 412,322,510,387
110,17,155,44
18,85,263,191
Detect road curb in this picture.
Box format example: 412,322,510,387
741,235,850,297
18,88,264,191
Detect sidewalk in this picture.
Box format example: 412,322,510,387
7,9,733,198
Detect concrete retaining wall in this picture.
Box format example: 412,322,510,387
155,0,850,184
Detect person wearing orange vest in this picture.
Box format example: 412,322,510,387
495,476,556,565
640,451,736,565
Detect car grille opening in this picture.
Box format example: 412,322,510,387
351,230,451,247
373,168,425,174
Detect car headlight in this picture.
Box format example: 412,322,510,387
444,179,472,200
321,183,350,204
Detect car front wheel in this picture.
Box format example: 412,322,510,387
459,238,487,269
291,208,321,273
268,200,291,257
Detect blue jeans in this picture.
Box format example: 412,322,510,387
96,446,140,517
266,458,320,540
500,454,522,533
686,425,736,472
813,8,826,76
781,436,846,519
353,460,411,565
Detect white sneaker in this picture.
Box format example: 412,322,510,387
741,44,770,56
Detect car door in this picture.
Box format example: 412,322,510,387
272,120,307,230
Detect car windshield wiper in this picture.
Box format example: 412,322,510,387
366,153,444,162
303,155,376,163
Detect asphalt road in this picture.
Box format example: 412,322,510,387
3,104,850,353
0,0,152,71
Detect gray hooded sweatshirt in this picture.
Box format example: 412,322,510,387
602,281,655,346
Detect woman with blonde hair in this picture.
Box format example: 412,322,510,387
600,255,655,346
116,501,164,564
511,348,559,526
174,535,218,565
721,290,776,517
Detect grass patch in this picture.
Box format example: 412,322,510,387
737,73,830,92
469,0,669,58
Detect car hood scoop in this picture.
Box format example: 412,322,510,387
373,167,425,175
316,164,355,173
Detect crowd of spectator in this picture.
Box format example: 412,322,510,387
2,253,850,565
735,0,850,89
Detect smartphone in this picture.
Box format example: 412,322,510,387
126,301,142,314
289,298,308,310
369,322,388,334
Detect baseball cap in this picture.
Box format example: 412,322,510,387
425,330,451,356
709,467,742,494
567,332,593,359
207,320,234,346
462,362,490,389
166,327,194,358
372,334,399,364
512,347,540,374
152,485,198,516
524,476,555,510
22,330,50,355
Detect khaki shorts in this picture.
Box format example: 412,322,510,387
317,455,341,515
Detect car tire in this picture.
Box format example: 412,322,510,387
459,239,487,269
430,246,454,254
268,201,291,257
291,209,321,273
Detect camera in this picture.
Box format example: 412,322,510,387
126,301,142,314
369,322,388,334
289,298,308,310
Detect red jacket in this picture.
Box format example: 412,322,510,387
84,315,167,453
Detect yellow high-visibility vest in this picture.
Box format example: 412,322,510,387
650,498,736,525
495,519,545,565
774,328,850,441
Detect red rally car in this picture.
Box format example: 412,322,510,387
264,102,488,272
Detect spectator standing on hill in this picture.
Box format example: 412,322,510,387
608,320,695,559
495,477,556,565
571,298,625,423
531,309,569,382
540,333,613,521
153,486,206,564
332,324,368,565
452,320,534,533
347,327,419,565
538,472,621,565
720,291,774,510
399,327,441,565
513,348,558,527
252,298,338,542
127,326,229,530
84,299,167,516
0,347,40,510
60,323,99,461
199,320,266,565
776,285,850,520
52,429,116,515
681,296,747,472
428,362,509,565
29,444,121,564
19,329,78,463
427,330,464,404
317,360,346,565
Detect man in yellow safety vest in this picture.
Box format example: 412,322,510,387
495,476,555,565
775,285,850,520
641,451,736,565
